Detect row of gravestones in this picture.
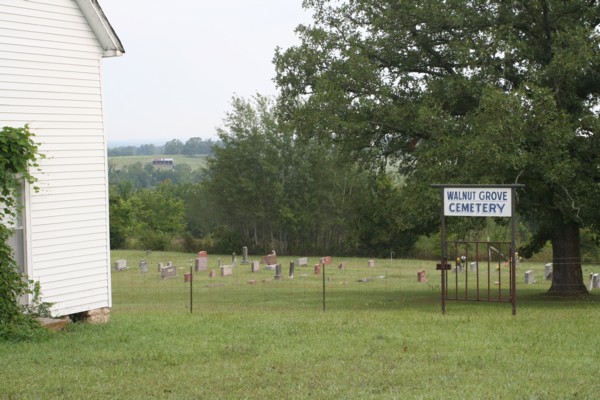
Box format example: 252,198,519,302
521,264,600,290
114,259,177,279
116,255,431,283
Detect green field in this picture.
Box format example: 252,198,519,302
108,155,208,171
2,251,600,399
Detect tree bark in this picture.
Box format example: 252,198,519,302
549,221,587,295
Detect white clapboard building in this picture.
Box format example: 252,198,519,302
1,0,124,319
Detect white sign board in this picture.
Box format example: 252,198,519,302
444,188,512,217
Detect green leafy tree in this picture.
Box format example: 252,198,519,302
131,181,186,250
164,139,184,155
182,137,214,156
275,0,600,294
206,95,291,253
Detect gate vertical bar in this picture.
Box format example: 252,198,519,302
511,187,517,315
322,262,326,311
465,243,469,300
440,187,447,315
476,242,480,300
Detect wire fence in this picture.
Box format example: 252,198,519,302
110,254,600,314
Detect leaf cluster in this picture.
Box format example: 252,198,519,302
0,125,47,341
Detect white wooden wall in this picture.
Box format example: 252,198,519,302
0,0,112,316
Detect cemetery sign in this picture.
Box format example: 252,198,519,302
443,187,512,217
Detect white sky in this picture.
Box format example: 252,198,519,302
99,1,311,146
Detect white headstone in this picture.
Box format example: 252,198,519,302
195,257,208,272
544,263,553,280
524,270,536,284
589,273,600,291
114,259,127,271
160,265,177,279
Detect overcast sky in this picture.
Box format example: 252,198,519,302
99,1,311,146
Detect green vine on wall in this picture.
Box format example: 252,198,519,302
0,124,48,341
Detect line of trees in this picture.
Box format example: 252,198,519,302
108,137,218,157
109,95,417,257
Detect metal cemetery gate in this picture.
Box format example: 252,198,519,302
432,184,523,315
441,240,515,313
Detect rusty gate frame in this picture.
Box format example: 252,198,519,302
432,184,524,315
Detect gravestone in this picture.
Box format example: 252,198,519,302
157,262,164,272
544,263,553,280
241,246,249,264
208,269,216,278
367,259,375,268
275,264,283,280
469,262,477,272
232,252,237,267
166,261,173,267
139,260,148,273
114,259,127,271
247,280,257,285
251,260,260,273
265,264,276,271
195,257,208,272
160,265,177,279
320,256,332,265
524,270,536,284
262,253,277,266
314,264,321,275
220,265,233,277
195,251,208,272
417,270,427,282
297,257,308,267
288,261,295,279
589,273,600,291
184,272,193,282
338,262,346,270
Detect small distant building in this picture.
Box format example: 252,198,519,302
152,158,176,169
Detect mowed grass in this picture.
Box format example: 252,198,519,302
108,155,207,171
2,250,600,399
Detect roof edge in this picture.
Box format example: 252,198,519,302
75,0,125,57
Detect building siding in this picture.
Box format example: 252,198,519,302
0,0,112,316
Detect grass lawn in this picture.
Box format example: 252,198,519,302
108,155,207,171
2,250,600,399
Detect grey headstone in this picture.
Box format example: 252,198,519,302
139,260,148,273
275,264,283,280
160,265,177,279
251,260,260,273
524,270,536,284
220,265,233,277
544,263,553,280
589,273,600,290
288,261,295,279
241,246,249,264
195,257,208,272
114,259,127,271
297,257,308,267
469,262,477,272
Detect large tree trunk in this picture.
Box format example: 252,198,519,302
549,221,587,295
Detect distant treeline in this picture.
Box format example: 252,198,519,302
108,138,220,157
